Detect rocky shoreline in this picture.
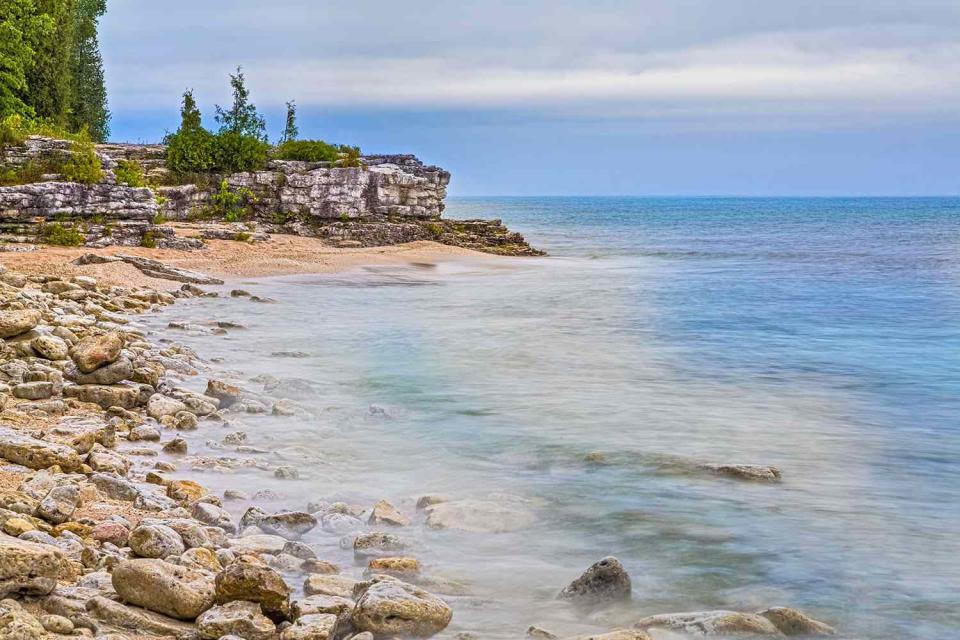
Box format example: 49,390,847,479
0,257,838,640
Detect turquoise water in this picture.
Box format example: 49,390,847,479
145,197,960,639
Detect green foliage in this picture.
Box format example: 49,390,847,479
194,179,256,222
233,231,252,242
0,0,53,118
338,212,350,223
139,230,156,248
68,0,109,141
337,145,363,168
40,221,84,246
114,159,144,187
215,68,266,141
280,100,298,144
0,158,46,185
274,139,339,163
24,0,75,126
166,126,218,174
426,222,444,239
0,114,30,147
59,132,101,183
214,129,270,173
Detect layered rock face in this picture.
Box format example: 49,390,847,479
0,137,542,255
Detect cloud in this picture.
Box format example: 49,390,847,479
102,1,960,128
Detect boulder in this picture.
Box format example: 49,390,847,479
0,311,40,339
0,601,45,640
71,332,124,373
148,393,187,420
12,382,53,401
197,601,275,640
280,613,339,640
258,511,318,540
633,611,782,636
111,558,215,620
352,577,452,638
0,533,63,598
757,608,836,636
215,561,291,620
353,532,409,559
31,335,70,361
205,379,242,408
70,357,133,385
0,427,82,471
128,524,186,558
303,575,357,599
290,595,355,618
558,557,631,605
228,534,287,556
85,595,199,639
368,500,410,527
36,485,81,525
62,383,140,410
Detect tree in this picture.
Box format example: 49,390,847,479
164,89,217,174
179,89,202,131
0,0,53,118
280,100,298,143
215,67,266,141
68,0,109,141
23,0,75,125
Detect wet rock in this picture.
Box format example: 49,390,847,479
128,524,186,558
280,613,339,640
368,499,410,527
129,424,161,441
424,498,534,533
528,625,559,639
205,380,242,409
148,394,187,420
415,495,446,510
282,541,316,560
191,502,236,533
111,558,216,620
163,437,188,454
0,533,63,598
633,611,782,636
558,557,631,605
757,607,836,636
258,511,318,540
31,335,70,361
274,465,300,479
0,311,41,339
197,601,275,640
228,534,288,556
701,464,782,482
215,561,291,620
368,557,420,577
85,595,198,639
321,513,363,534
352,577,452,638
353,532,409,559
302,560,340,575
0,426,82,471
567,631,651,640
303,575,357,599
71,332,124,373
36,485,81,524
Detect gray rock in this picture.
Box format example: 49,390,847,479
85,595,199,639
558,557,631,605
258,511,318,540
12,382,53,401
69,357,133,385
280,613,339,640
36,485,81,524
633,611,782,636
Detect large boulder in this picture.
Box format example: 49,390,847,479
633,611,782,636
0,311,40,339
558,557,631,605
85,595,199,639
0,427,82,471
352,577,452,638
197,601,275,640
71,332,124,373
111,558,215,620
69,357,134,385
215,561,291,620
0,534,63,598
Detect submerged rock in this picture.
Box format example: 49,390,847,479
633,610,782,636
757,607,836,636
558,557,631,605
424,498,534,533
701,463,782,482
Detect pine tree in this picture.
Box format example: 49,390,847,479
215,67,266,141
23,0,76,125
280,100,298,143
179,89,202,131
0,0,53,118
68,0,109,141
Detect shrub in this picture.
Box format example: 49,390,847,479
140,230,157,248
114,159,145,187
40,222,85,246
274,139,340,163
337,145,364,168
426,222,444,239
0,159,47,186
214,130,270,173
165,126,218,174
60,135,102,184
0,115,29,148
196,179,256,222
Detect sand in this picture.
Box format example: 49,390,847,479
0,231,490,289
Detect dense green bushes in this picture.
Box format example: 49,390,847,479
274,139,340,162
59,133,101,183
114,159,144,187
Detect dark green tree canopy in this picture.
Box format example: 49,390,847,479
215,67,266,142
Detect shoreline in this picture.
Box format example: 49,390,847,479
0,251,837,640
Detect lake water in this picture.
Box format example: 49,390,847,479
139,197,960,639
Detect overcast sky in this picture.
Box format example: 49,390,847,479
102,1,960,195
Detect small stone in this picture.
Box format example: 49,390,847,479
258,511,318,540
558,557,631,604
353,532,409,559
91,521,129,547
368,557,420,576
36,485,80,524
2,518,34,537
274,465,299,479
368,500,410,527
302,559,339,575
280,613,339,640
303,574,356,599
39,614,74,634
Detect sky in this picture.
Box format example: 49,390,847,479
101,1,960,196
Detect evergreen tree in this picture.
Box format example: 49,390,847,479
0,0,53,118
179,89,202,131
280,100,298,143
24,0,76,125
68,0,109,141
215,67,266,141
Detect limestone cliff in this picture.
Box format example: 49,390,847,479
0,137,542,256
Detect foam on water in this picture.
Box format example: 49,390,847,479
137,197,960,639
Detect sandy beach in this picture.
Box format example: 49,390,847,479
0,232,489,289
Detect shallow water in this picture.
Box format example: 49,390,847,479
138,197,960,639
